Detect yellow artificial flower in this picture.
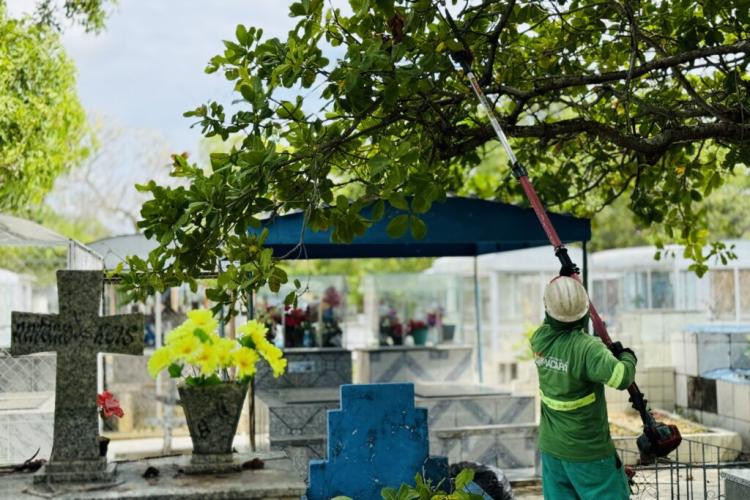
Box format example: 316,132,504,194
232,347,259,378
268,356,287,378
191,343,219,376
170,334,201,360
186,309,218,332
239,320,278,356
239,320,267,339
215,338,236,368
147,346,173,378
257,340,283,361
165,323,191,344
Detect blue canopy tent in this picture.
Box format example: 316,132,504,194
252,197,591,382
256,197,590,259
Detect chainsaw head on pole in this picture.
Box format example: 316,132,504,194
637,420,682,460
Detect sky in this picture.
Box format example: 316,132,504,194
5,1,349,234
60,1,302,152
9,0,344,153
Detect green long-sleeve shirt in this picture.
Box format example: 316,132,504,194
530,314,637,462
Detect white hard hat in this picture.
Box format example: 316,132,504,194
543,276,589,323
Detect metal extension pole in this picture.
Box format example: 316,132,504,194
450,48,656,429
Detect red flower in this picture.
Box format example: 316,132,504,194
407,319,427,332
284,307,307,328
97,391,124,419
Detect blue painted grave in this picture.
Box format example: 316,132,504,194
307,383,449,500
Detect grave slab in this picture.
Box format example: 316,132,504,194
9,270,144,483
254,348,351,390
307,383,449,500
723,469,750,500
0,451,305,499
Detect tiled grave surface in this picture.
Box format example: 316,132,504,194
354,345,475,384
0,450,306,499
672,324,750,451
431,423,539,471
605,366,676,413
723,469,750,500
415,384,534,430
0,353,55,393
0,392,54,465
255,388,339,440
255,348,352,390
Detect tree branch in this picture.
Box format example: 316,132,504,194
444,118,750,163
479,0,516,85
486,41,750,100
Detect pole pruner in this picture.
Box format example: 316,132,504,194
441,8,681,460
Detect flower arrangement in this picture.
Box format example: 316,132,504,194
407,319,428,332
97,391,124,419
147,310,287,385
323,285,342,308
284,307,308,329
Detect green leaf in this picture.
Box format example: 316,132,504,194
193,327,213,343
411,195,431,214
388,193,409,210
167,363,183,378
236,24,249,45
381,487,398,500
372,199,386,221
386,214,409,238
409,216,427,240
454,468,475,490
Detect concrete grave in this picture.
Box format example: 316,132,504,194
307,383,449,500
0,450,306,499
9,270,144,482
723,469,750,500
254,348,352,475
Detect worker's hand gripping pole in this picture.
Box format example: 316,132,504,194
444,9,681,459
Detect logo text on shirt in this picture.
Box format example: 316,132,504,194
534,353,569,373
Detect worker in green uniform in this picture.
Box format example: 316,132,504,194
531,276,637,499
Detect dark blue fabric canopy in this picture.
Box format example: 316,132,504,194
253,197,590,260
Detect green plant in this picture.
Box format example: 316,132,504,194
380,469,484,500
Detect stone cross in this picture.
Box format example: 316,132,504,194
11,270,143,470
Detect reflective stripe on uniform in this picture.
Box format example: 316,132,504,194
606,362,625,389
540,389,596,411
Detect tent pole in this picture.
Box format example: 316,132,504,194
473,256,484,383
582,241,589,291
582,241,590,334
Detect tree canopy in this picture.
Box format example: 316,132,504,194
123,0,750,313
0,4,91,211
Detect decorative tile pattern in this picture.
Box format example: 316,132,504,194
270,439,325,479
268,404,337,438
255,349,352,390
431,424,539,470
419,395,534,429
0,354,56,393
367,348,474,384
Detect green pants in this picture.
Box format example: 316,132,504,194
541,451,630,499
